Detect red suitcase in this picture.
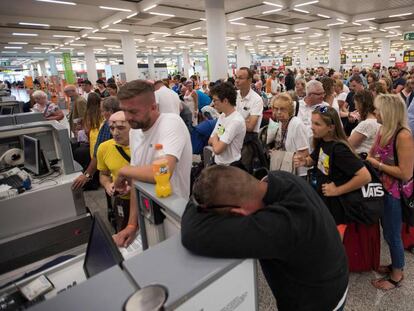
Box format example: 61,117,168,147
343,223,381,272
401,223,414,252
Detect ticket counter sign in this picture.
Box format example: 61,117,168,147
62,52,76,84
403,50,414,62
404,32,414,41
340,54,346,64
283,56,292,66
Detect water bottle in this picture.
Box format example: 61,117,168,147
152,144,172,198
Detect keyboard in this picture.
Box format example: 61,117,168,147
119,234,143,260
0,174,24,189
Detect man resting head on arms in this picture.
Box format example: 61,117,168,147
181,166,349,311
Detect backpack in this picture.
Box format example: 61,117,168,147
240,132,269,179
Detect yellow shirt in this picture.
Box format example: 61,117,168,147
89,121,104,158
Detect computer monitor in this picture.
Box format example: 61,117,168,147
23,135,50,176
83,214,123,278
1,106,13,115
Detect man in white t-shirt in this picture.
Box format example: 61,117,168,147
154,80,181,115
297,80,328,145
113,80,192,247
235,67,264,133
81,79,93,100
209,82,246,166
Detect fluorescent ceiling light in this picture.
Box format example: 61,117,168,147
68,26,93,29
352,22,361,26
88,37,106,40
327,22,344,26
151,32,169,35
92,29,99,33
8,42,28,44
175,30,184,34
149,12,175,17
292,36,303,39
191,27,201,31
108,29,129,32
178,33,194,36
337,18,348,22
173,40,186,43
4,46,22,49
36,0,76,5
53,35,75,38
41,42,59,45
200,18,206,21
27,51,41,54
127,12,138,18
357,29,373,32
293,8,310,13
229,17,243,22
1,51,17,53
384,25,401,29
19,22,49,27
12,33,38,36
113,19,122,24
101,25,109,29
70,43,86,46
263,8,282,14
143,5,157,12
99,6,132,12
33,47,50,49
354,17,375,22
294,1,318,7
295,27,309,31
230,22,247,26
256,33,268,36
388,12,412,18
81,34,88,38
262,1,283,7
104,45,121,48
255,25,270,29
317,14,330,18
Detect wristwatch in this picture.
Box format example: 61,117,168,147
83,172,91,179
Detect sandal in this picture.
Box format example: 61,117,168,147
376,264,392,275
371,276,403,291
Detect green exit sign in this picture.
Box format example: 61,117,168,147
404,32,414,41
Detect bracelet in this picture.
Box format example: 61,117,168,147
127,224,137,229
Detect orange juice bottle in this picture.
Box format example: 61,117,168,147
152,144,172,198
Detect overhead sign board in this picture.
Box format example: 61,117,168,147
403,50,414,62
404,32,414,41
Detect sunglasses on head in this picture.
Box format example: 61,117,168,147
190,195,240,212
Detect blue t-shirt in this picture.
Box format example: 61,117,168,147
196,90,211,110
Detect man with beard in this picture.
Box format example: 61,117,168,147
113,80,192,247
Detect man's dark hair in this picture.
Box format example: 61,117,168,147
82,79,92,86
117,80,154,100
180,77,187,83
239,67,253,80
107,83,118,90
269,68,277,75
102,96,121,113
96,79,105,85
210,82,237,106
173,74,181,80
349,74,363,85
227,77,235,85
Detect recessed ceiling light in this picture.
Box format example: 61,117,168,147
262,1,283,7
229,17,244,22
4,46,23,49
143,4,157,12
317,14,330,18
1,51,17,53
293,8,310,13
295,27,309,31
41,42,59,45
294,1,318,7
230,22,247,26
388,12,412,18
36,0,76,5
88,36,107,40
263,8,282,14
126,12,138,18
113,19,122,24
149,12,175,17
8,42,28,45
70,43,86,46
108,29,129,32
81,34,88,38
190,27,201,31
68,26,93,29
256,25,270,29
384,25,401,29
101,25,109,29
19,22,49,27
33,47,50,49
354,17,375,22
99,6,131,12
27,51,42,54
12,33,38,36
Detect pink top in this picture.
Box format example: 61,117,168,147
371,133,413,199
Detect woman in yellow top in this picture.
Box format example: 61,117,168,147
83,92,104,158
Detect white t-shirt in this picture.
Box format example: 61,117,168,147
297,100,329,143
211,110,246,165
270,79,281,94
155,86,180,115
82,91,92,101
129,113,192,199
350,118,381,154
236,89,263,133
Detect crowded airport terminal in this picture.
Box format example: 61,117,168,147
1,0,414,310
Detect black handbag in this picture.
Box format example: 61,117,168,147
393,128,414,227
330,143,385,225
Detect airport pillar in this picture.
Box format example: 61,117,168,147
39,60,48,77
148,54,155,80
177,55,183,75
84,47,98,84
380,38,391,69
328,28,341,71
300,44,307,69
236,41,251,68
48,55,58,76
120,34,139,81
183,50,190,78
205,0,228,80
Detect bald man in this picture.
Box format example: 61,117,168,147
64,84,87,134
97,111,131,232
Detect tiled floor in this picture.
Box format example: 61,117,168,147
85,188,414,311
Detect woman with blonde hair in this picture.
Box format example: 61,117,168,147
367,94,414,290
32,90,64,121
